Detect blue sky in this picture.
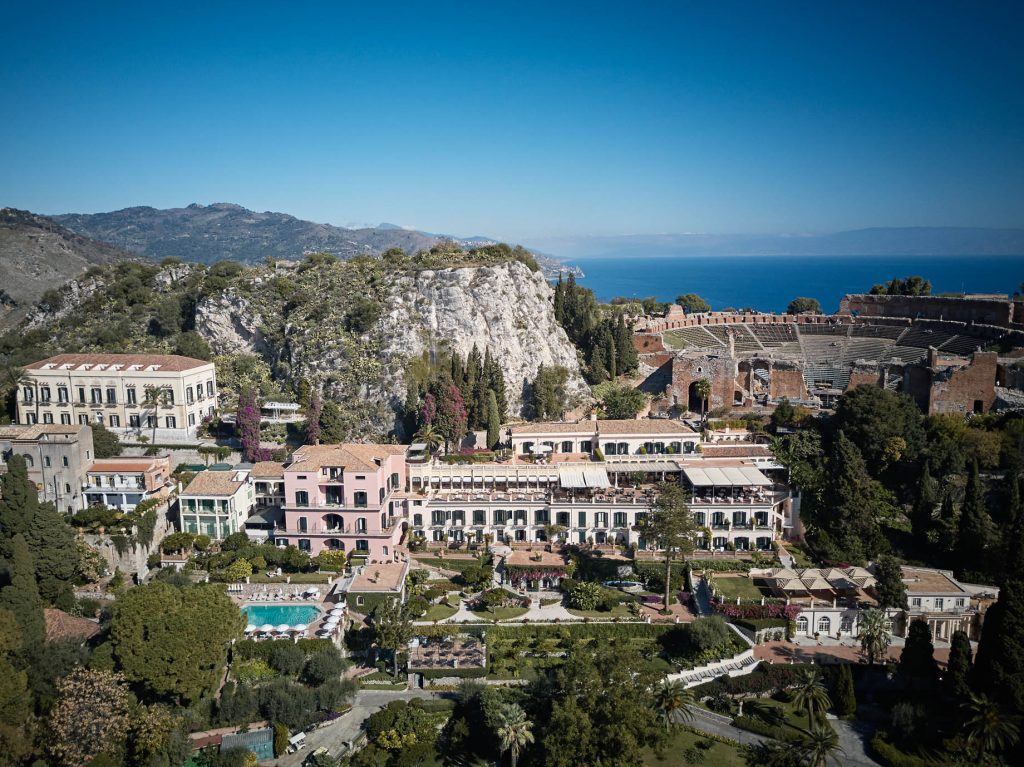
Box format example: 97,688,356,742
1,1,1022,240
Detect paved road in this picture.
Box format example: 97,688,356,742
272,689,450,766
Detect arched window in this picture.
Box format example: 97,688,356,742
22,454,33,467
817,616,831,634
796,616,809,633
324,514,343,531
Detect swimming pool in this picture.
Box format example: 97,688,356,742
242,605,322,625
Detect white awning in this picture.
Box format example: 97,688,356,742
683,466,771,487
559,466,611,489
409,442,427,451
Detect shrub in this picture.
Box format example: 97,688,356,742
267,642,306,676
301,647,348,686
566,581,604,610
234,659,276,684
419,667,488,680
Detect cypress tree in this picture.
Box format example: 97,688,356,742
614,313,638,373
486,390,500,450
26,503,79,604
0,534,44,647
911,462,938,542
0,455,39,541
833,663,856,717
898,618,939,688
589,345,608,384
818,432,890,563
874,556,908,609
604,332,617,380
945,629,973,700
955,460,993,578
553,275,565,324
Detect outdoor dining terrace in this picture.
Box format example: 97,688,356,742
408,636,487,670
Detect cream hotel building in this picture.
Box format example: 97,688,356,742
17,354,218,443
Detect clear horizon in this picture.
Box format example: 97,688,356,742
1,1,1022,240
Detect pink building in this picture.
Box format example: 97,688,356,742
276,444,407,561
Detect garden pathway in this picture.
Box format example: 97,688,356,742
693,575,714,616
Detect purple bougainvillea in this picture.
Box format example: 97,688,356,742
712,601,801,621
237,388,264,462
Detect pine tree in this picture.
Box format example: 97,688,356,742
912,462,939,542
956,460,993,578
0,534,44,647
589,345,608,384
26,503,78,605
874,556,908,609
553,275,565,324
318,400,346,443
486,390,500,450
604,332,617,379
817,432,890,563
0,454,39,541
946,629,973,700
833,664,856,717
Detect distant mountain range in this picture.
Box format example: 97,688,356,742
52,203,581,277
526,227,1024,259
0,208,141,328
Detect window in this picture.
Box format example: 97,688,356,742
22,386,33,402
188,413,195,426
127,388,137,405
473,509,486,525
91,388,101,404
62,456,68,467
356,595,365,606
432,510,445,525
379,488,385,503
295,491,309,507
613,512,627,527
60,413,71,424
840,617,853,633
146,416,156,428
578,511,587,527
129,414,141,428
355,540,369,552
494,509,510,525
25,412,36,425
354,491,367,508
79,415,89,425
796,616,809,633
391,472,399,489
110,415,120,427
165,389,175,405
106,388,116,404
595,512,608,528
934,598,944,610
911,597,922,607
413,513,423,527
383,546,389,556
77,387,86,403
187,389,194,405
207,381,215,397
58,387,68,403
817,617,831,633
298,539,311,552
40,386,51,402
64,483,71,493
955,598,965,608
298,517,308,532
42,412,53,424
165,416,176,429
44,456,51,467
534,509,549,524
196,383,203,400
355,518,367,533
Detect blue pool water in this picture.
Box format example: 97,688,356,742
242,605,322,625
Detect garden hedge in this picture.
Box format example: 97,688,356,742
419,667,488,680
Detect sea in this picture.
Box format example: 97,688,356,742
570,254,1023,313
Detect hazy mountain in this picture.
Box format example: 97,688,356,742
53,203,581,277
526,227,1024,260
0,208,140,328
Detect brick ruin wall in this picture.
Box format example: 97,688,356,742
838,293,1017,328
926,351,998,414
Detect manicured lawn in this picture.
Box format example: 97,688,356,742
642,727,745,766
248,571,332,584
413,556,486,573
785,543,816,568
470,607,529,621
712,576,770,602
422,603,459,621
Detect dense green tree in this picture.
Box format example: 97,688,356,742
869,276,932,296
174,330,212,360
833,663,856,717
486,390,500,450
372,600,414,679
257,678,318,731
0,534,44,647
898,619,939,688
675,293,710,313
956,460,994,578
301,647,348,686
614,313,638,373
791,669,831,729
787,297,822,314
599,384,647,420
946,629,973,700
495,703,534,767
801,725,843,767
741,741,805,767
653,679,694,731
771,397,795,429
267,642,305,676
911,462,939,542
90,422,123,459
26,503,79,604
0,608,32,765
48,668,132,767
832,385,925,474
874,557,908,609
318,400,346,444
110,582,244,704
814,432,891,563
433,381,468,451
0,455,39,540
637,482,698,611
530,365,570,420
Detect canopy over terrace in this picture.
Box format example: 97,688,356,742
683,466,772,487
558,465,611,489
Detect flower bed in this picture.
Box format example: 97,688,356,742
712,601,800,621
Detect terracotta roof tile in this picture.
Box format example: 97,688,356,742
44,608,101,643
25,353,211,372
286,444,406,472
251,461,285,478
182,469,248,496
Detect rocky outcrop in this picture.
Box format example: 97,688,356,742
195,290,271,357
379,261,589,416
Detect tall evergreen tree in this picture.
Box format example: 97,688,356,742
912,462,939,542
553,275,565,324
0,534,44,647
833,663,857,717
483,349,507,423
604,332,617,379
898,619,939,688
874,557,908,609
946,629,973,700
956,460,993,578
26,504,79,605
486,391,500,450
614,313,638,373
0,455,39,541
589,345,608,384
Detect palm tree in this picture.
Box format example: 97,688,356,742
790,669,832,730
142,384,167,444
800,724,844,767
694,378,712,421
3,365,35,424
414,423,442,455
963,693,1020,760
653,679,695,732
496,703,534,767
858,608,892,665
